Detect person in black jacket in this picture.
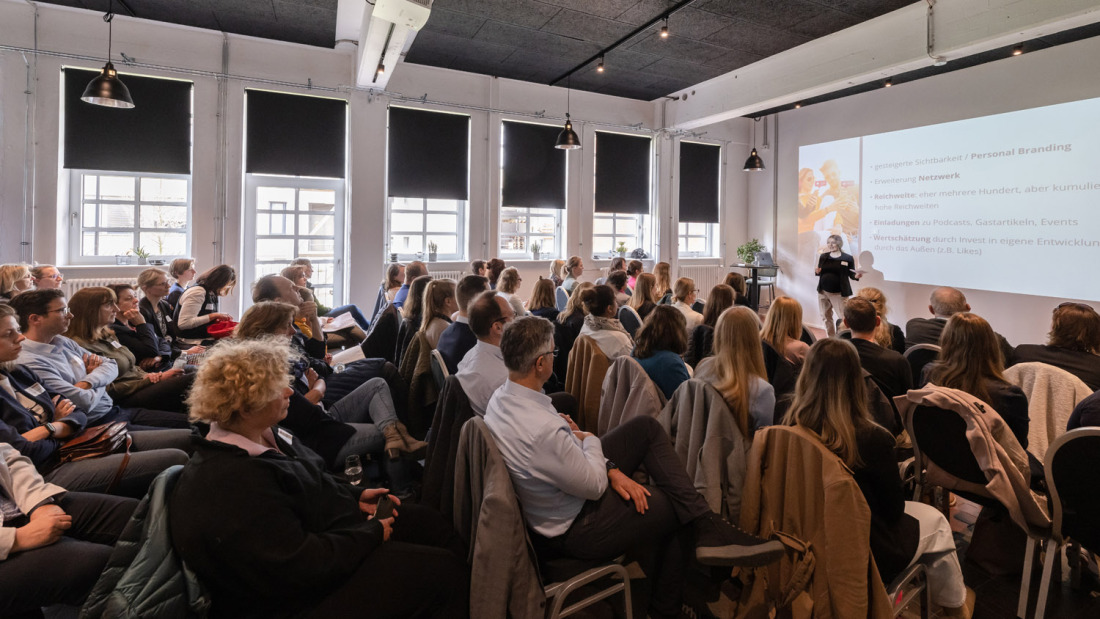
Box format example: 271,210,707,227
108,283,174,372
814,234,861,337
843,298,912,416
170,338,467,619
136,268,206,363
905,287,1015,365
1014,301,1100,390
788,339,972,617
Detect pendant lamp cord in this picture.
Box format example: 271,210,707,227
104,0,114,60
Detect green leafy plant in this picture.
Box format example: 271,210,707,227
616,241,628,254
736,239,764,264
131,246,151,259
428,241,438,253
530,241,541,253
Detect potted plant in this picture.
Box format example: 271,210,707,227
736,239,764,265
530,241,541,261
427,241,438,262
132,246,151,265
615,241,628,258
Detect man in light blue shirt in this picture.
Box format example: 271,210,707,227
483,316,783,619
455,292,513,416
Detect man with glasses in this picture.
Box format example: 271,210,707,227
455,290,515,416
483,316,783,619
905,286,1015,364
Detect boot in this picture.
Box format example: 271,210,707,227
383,422,427,460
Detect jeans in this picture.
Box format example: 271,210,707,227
328,377,399,430
44,429,191,498
327,304,370,331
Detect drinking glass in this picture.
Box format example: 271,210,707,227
344,454,363,486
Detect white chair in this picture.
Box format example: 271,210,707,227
555,286,569,312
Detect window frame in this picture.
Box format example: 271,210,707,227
67,169,193,265
592,212,651,259
498,206,564,260
387,197,467,262
677,221,720,258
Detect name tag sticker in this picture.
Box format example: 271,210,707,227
205,304,216,311
165,316,173,323
110,340,123,349
840,261,848,266
26,383,46,396
276,427,294,444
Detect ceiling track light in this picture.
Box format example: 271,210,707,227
794,102,802,109
884,78,893,87
1012,45,1024,56
376,60,386,76
597,56,604,73
80,0,134,108
743,117,765,172
660,17,669,38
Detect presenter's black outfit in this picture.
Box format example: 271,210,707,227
816,251,858,337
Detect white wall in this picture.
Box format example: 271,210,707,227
0,0,754,315
759,34,1100,345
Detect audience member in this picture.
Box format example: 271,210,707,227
577,285,633,360
562,256,584,294
109,282,173,372
0,264,34,303
633,306,690,399
470,259,487,278
814,234,861,337
67,287,194,414
549,259,565,288
608,257,626,274
787,338,972,618
906,287,1015,364
606,270,630,307
173,264,235,345
437,275,489,374
762,296,810,366
392,261,427,309
30,265,64,290
138,268,203,362
420,279,457,350
628,273,659,321
251,274,326,360
166,257,195,310
169,338,468,618
484,316,783,619
670,277,703,334
723,272,751,307
382,263,405,303
855,287,905,354
398,275,433,358
11,289,188,429
291,259,370,331
487,258,506,290
844,297,913,404
526,277,559,322
0,442,139,617
687,284,735,366
456,291,515,416
496,267,526,317
654,262,672,304
695,306,775,435
626,260,644,290
1014,301,1100,389
1067,388,1100,430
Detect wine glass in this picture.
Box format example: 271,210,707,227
344,454,363,486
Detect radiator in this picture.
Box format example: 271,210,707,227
63,277,138,298
429,270,464,281
678,265,726,297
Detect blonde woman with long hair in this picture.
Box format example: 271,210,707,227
789,338,973,618
696,307,774,436
653,261,672,303
856,287,904,353
761,296,809,365
419,278,457,349
628,273,659,321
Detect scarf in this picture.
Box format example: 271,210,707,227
584,314,631,337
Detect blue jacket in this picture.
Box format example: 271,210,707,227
0,366,89,471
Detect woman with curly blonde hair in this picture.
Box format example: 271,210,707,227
0,263,34,302
855,287,904,353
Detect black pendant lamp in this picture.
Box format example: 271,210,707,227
555,80,581,150
743,117,764,172
81,1,134,109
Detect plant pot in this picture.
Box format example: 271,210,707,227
138,257,148,265
428,252,437,262
618,251,627,259
532,251,540,261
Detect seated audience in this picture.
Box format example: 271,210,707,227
137,268,203,363
686,284,735,367
762,297,810,366
290,259,371,331
906,286,1014,364
577,285,634,360
0,442,139,617
108,283,173,372
470,259,487,278
495,267,526,317
169,338,468,618
926,313,1029,448
608,256,626,274
1014,301,1100,390
855,287,905,354
626,260,644,290
844,297,913,404
549,259,565,288
629,273,659,322
165,257,195,310
671,277,704,334
526,277,559,322
30,265,64,290
0,264,34,303
633,306,690,400
456,291,516,416
437,275,489,374
0,304,189,497
723,272,752,307
173,264,235,345
382,262,405,303
68,287,193,414
695,307,776,434
11,290,189,430
788,338,973,618
606,270,631,307
654,261,672,304
392,260,428,309
397,275,433,362
252,274,326,360
420,279,457,350
555,281,594,382
487,258,507,290
1067,388,1100,430
561,256,584,294
484,316,783,619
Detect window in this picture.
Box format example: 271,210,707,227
388,197,465,261
69,171,191,263
499,207,562,258
244,175,345,309
593,212,650,257
678,222,718,257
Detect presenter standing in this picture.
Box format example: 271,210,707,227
815,234,861,337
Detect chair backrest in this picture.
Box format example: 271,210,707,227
360,303,399,362
691,299,705,313
756,266,779,279
429,348,449,391
598,355,664,435
800,325,816,345
370,284,387,323
564,335,611,432
1004,361,1092,462
422,375,473,519
617,304,641,337
910,404,987,484
1045,428,1100,551
903,344,940,386
555,286,569,312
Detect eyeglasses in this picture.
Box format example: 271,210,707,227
44,306,70,315
540,348,559,359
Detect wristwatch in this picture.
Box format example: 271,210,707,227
45,422,57,437
605,459,617,473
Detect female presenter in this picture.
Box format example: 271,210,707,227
815,234,861,337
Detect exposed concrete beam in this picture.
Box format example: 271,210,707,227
662,0,1100,130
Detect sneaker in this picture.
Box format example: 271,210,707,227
692,512,785,567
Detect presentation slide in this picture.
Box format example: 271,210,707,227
798,96,1100,301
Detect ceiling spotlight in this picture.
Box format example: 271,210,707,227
794,102,802,109
1012,45,1023,56
660,17,669,38
884,78,893,87
376,61,385,76
931,55,947,66
597,56,604,73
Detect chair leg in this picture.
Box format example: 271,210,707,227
1034,539,1058,619
1018,537,1037,619
920,573,931,619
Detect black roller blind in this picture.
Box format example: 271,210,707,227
678,142,721,223
246,89,347,178
64,67,192,174
388,107,469,200
594,131,651,214
502,121,566,209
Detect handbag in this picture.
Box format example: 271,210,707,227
59,421,133,494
